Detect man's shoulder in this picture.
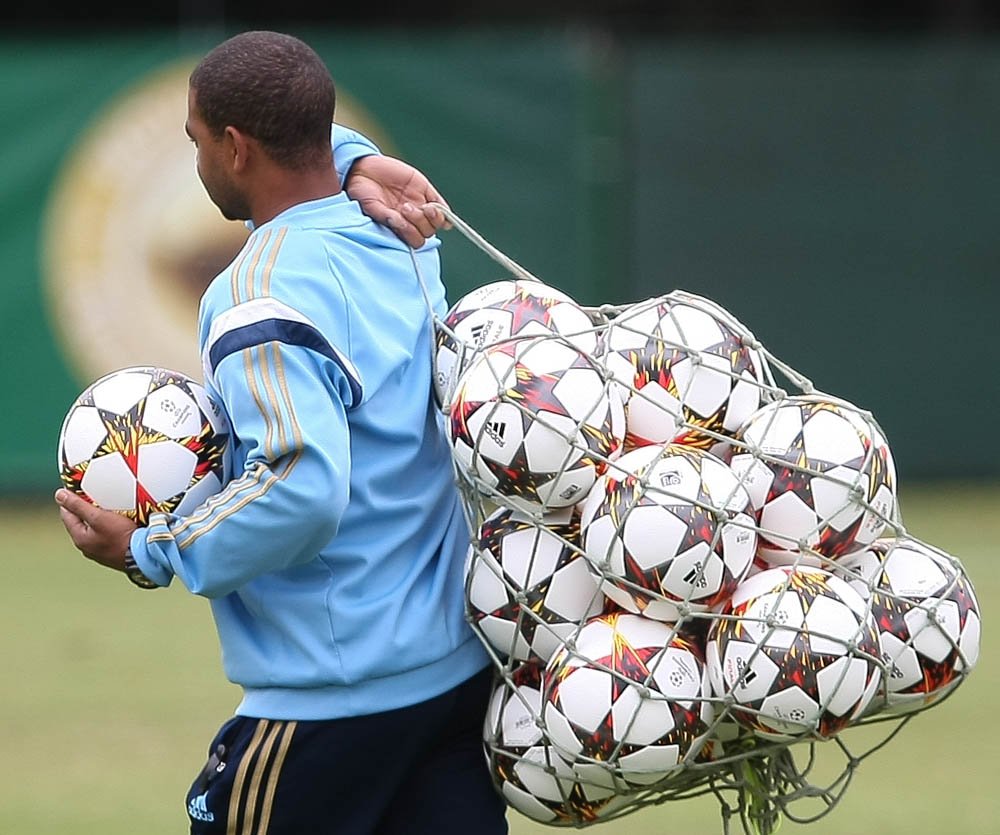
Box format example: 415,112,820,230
200,224,333,309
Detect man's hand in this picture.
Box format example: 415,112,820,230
346,155,452,249
55,488,137,573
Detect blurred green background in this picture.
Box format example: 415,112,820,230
3,31,1000,490
2,16,997,835
2,484,994,833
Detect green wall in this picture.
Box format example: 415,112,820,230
2,31,997,491
627,40,1000,479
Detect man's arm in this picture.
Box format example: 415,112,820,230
56,342,352,596
332,123,380,182
333,123,451,248
125,335,354,597
57,287,357,596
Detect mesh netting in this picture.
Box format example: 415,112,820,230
411,206,981,833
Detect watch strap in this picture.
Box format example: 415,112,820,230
124,546,159,590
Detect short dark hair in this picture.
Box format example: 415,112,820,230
190,31,336,170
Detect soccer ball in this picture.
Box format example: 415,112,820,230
58,366,230,525
706,566,882,740
543,612,714,789
449,336,625,511
838,537,981,715
598,293,771,451
727,395,897,566
484,665,626,825
465,506,604,663
580,444,758,622
434,279,598,409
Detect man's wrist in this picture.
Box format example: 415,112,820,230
123,546,159,590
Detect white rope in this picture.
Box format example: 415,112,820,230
425,201,545,284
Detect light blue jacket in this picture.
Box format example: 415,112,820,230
132,129,487,719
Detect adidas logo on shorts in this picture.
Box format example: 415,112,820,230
188,792,215,823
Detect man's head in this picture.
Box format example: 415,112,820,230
186,31,336,220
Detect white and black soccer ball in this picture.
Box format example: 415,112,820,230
434,279,598,409
58,366,230,525
449,336,625,511
597,293,771,451
706,566,882,740
727,395,897,566
543,612,714,789
484,665,626,825
465,506,604,663
838,537,981,715
580,444,758,622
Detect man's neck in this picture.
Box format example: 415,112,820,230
250,167,342,227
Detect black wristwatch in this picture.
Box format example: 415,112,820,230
123,546,159,590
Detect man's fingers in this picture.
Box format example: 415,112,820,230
356,196,393,228
402,203,444,239
359,197,443,247
420,187,447,208
58,504,92,546
55,488,101,525
55,487,88,516
362,202,421,248
55,489,99,549
55,488,136,568
398,223,427,249
420,202,452,231
405,201,452,232
399,203,435,239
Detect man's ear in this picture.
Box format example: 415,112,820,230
225,125,251,174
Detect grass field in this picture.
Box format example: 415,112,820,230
1,483,995,835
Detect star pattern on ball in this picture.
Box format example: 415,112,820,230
455,352,619,504
59,368,229,526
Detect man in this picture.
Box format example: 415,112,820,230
55,30,507,835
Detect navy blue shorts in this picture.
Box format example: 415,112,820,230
185,668,508,835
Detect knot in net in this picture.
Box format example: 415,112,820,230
413,206,982,833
